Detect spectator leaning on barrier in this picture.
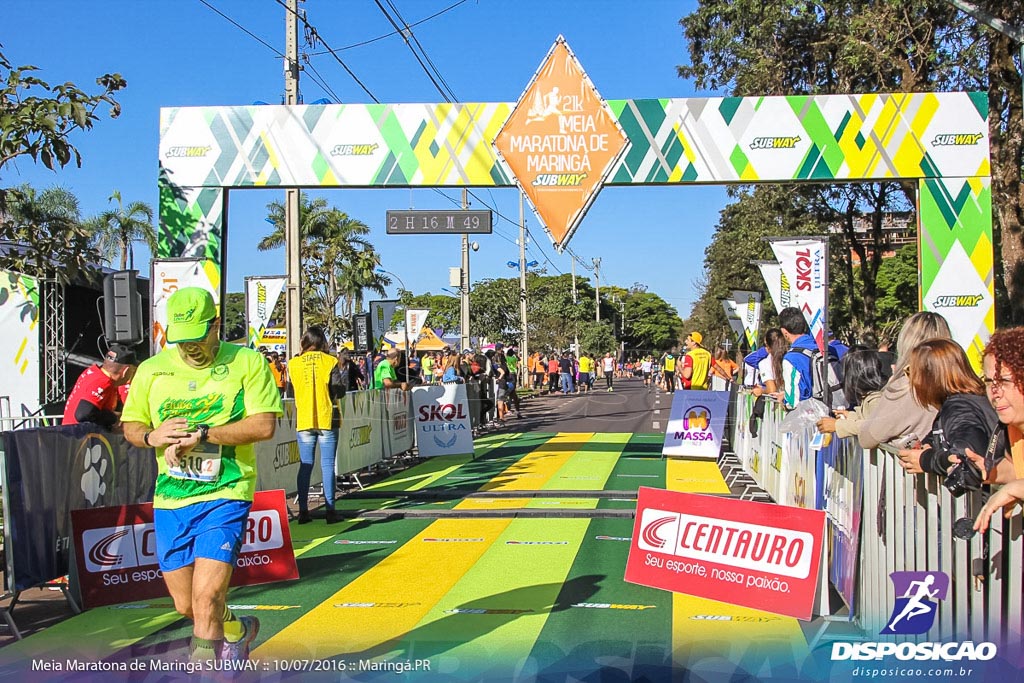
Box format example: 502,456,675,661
816,350,888,439
288,326,346,525
896,338,997,483
337,348,364,393
62,343,137,427
974,328,1024,531
711,344,738,383
373,348,408,391
121,287,281,665
857,311,952,450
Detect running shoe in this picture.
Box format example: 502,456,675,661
220,616,260,663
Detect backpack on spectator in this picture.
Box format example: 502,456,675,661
793,346,847,409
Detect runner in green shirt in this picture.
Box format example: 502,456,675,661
121,287,281,666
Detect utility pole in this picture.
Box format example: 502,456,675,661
593,257,601,323
460,189,470,351
518,191,528,381
283,0,302,359
571,257,579,352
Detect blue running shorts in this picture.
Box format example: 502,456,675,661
154,498,252,572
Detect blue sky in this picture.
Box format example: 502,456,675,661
1,0,728,316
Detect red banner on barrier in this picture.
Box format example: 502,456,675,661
624,487,825,620
71,490,299,609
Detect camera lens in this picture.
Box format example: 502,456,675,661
952,517,976,540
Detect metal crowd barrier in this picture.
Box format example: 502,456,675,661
727,389,1022,646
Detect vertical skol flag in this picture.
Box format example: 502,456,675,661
721,299,745,342
732,290,762,351
369,300,399,350
768,238,829,353
753,260,791,315
245,276,287,349
405,309,430,342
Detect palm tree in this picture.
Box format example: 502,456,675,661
88,190,156,269
338,247,390,317
259,193,333,251
1,184,101,283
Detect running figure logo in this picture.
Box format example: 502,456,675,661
880,571,949,635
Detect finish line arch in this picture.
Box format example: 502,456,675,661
157,43,992,363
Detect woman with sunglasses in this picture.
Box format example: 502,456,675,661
896,338,998,479
973,328,1024,531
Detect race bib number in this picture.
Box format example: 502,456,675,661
168,442,222,482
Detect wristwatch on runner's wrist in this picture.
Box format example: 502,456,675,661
196,424,210,443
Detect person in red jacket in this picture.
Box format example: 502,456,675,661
62,344,136,428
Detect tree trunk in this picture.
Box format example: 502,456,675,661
988,32,1024,325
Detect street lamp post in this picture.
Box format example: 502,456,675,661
377,268,410,382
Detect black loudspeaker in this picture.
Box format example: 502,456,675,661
102,270,144,345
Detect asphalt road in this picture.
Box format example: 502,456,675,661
507,375,667,435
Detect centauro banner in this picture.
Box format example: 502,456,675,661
768,239,829,353
245,275,286,349
625,487,826,621
732,290,762,351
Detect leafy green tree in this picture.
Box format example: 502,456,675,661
0,49,125,187
624,291,684,352
578,320,618,356
676,0,1024,325
0,50,125,281
87,190,156,270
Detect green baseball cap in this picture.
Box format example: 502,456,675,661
166,287,217,344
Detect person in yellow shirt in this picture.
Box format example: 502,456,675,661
288,327,346,524
578,352,595,393
682,332,713,390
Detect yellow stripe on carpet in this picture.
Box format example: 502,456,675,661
666,458,808,672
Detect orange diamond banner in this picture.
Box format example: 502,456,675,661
495,36,628,251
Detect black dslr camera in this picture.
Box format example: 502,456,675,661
943,451,983,498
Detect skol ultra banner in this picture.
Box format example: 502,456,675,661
405,309,430,342
754,260,791,315
721,299,746,342
245,275,286,349
150,258,220,354
383,388,414,456
369,300,399,350
411,383,474,457
768,238,829,353
662,390,731,459
71,490,298,609
733,290,762,351
494,35,628,251
625,487,826,621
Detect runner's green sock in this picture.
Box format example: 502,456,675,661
190,635,222,661
222,606,244,642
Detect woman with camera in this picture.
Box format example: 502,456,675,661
896,339,998,489
971,328,1024,531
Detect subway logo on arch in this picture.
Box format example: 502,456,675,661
636,508,814,579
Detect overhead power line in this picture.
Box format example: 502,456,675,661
307,0,472,54
272,0,380,103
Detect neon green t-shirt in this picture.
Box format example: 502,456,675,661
373,360,397,389
578,356,594,373
121,343,283,510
